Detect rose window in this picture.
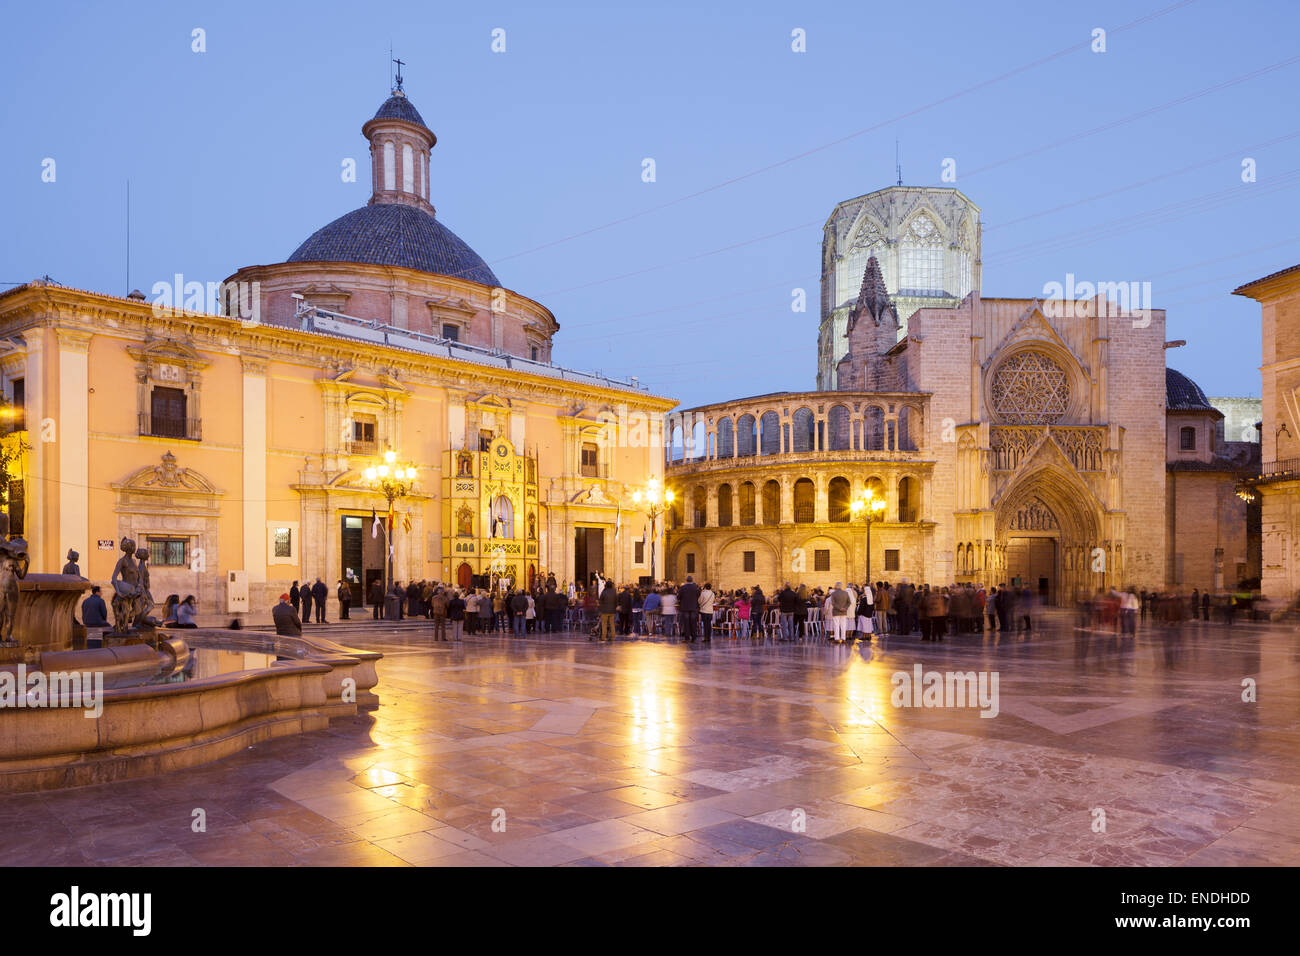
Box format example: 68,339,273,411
990,351,1071,424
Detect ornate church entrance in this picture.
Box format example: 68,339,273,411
995,475,1107,606
1006,536,1056,604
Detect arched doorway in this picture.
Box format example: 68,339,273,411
994,468,1106,605
457,562,473,590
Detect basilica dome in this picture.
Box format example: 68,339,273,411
288,204,499,286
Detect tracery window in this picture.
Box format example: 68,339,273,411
990,351,1071,424
899,214,944,293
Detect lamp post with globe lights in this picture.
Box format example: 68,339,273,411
362,450,418,602
629,478,674,585
850,488,888,583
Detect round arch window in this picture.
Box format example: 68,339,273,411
990,351,1071,424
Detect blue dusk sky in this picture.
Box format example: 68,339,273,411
1,0,1296,408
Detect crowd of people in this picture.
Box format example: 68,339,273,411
1076,586,1261,631
277,575,1053,644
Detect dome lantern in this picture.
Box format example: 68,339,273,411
361,77,437,215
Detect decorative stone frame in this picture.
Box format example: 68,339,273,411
267,519,300,566
984,343,1088,426
111,452,224,600
126,339,210,441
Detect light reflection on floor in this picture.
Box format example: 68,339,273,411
1,611,1297,866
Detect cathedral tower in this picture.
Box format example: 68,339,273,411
818,186,981,390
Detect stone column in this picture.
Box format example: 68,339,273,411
241,354,269,607
22,329,47,568
56,329,91,570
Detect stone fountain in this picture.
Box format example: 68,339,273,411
0,530,382,793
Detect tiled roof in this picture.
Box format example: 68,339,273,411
1233,262,1300,295
288,204,499,286
1166,368,1214,411
371,93,428,130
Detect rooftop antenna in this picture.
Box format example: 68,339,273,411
125,179,131,293
895,139,902,187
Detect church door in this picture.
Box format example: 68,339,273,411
1006,537,1057,605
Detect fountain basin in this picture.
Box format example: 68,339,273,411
0,626,382,793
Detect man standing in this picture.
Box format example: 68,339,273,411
300,582,314,624
370,577,385,620
678,575,701,643
337,579,351,620
617,584,633,636
448,589,465,642
429,586,449,642
312,578,327,623
777,583,799,642
598,580,618,642
829,582,851,643
289,580,301,618
272,593,302,636
509,589,529,637
698,581,716,642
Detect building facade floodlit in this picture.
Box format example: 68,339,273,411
0,84,677,618
666,186,1258,600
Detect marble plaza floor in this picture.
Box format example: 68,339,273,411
2,610,1297,867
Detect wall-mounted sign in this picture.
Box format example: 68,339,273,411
97,539,115,550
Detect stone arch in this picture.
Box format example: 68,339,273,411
668,536,705,582
762,479,781,525
828,476,852,523
739,480,756,525
791,407,816,452
897,403,922,451
864,405,885,451
793,478,815,523
994,463,1107,602
717,483,733,527
718,535,781,588
759,411,781,455
717,417,735,458
737,414,757,457
828,404,851,451
792,532,851,585
897,475,920,523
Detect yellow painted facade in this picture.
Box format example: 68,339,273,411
0,282,674,620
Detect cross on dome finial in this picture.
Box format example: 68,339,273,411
392,57,405,94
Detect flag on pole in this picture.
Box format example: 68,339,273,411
371,508,379,539
614,500,621,543
402,512,412,535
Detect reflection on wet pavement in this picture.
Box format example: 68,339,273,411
2,610,1296,866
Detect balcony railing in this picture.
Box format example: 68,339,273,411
138,413,201,441
1256,459,1300,483
345,438,378,457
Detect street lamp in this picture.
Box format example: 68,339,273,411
629,477,674,584
362,449,418,603
850,488,888,583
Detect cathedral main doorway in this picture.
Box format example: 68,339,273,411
1006,536,1056,604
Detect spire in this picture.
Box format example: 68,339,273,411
362,79,437,214
848,255,896,330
